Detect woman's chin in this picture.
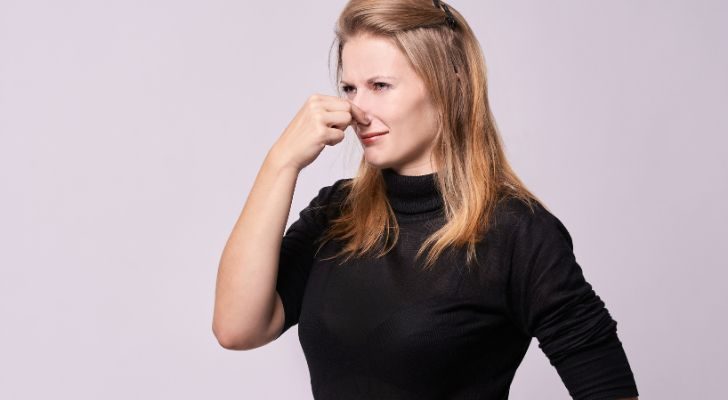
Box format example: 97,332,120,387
362,152,389,169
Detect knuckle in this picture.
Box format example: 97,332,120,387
307,102,321,116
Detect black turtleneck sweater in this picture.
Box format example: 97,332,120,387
275,168,639,400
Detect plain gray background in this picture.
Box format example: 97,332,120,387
1,0,726,398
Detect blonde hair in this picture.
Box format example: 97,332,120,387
317,0,541,271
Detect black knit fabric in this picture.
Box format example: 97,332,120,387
381,167,443,220
275,168,639,400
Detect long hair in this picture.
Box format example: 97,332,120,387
317,0,541,271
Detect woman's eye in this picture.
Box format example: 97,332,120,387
340,83,390,94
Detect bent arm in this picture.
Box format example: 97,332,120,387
212,150,300,350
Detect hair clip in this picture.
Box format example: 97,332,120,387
432,0,457,30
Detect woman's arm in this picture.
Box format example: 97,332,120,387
212,151,300,350
212,94,365,350
506,199,640,399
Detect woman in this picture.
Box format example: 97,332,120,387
213,1,640,399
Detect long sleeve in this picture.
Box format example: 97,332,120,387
506,202,639,400
275,178,349,339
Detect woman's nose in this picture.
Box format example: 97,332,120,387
343,104,367,133
350,97,374,124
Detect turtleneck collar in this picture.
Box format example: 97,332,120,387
381,168,444,220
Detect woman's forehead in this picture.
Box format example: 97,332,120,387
341,36,412,82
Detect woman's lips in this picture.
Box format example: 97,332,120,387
359,132,388,145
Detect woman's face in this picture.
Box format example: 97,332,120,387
341,34,439,176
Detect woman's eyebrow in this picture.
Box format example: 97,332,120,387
340,75,398,85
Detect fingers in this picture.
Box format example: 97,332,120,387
323,111,355,131
347,102,371,126
323,127,346,146
314,94,371,127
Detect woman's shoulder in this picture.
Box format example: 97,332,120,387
492,195,573,247
301,177,353,216
315,177,353,205
492,194,541,225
